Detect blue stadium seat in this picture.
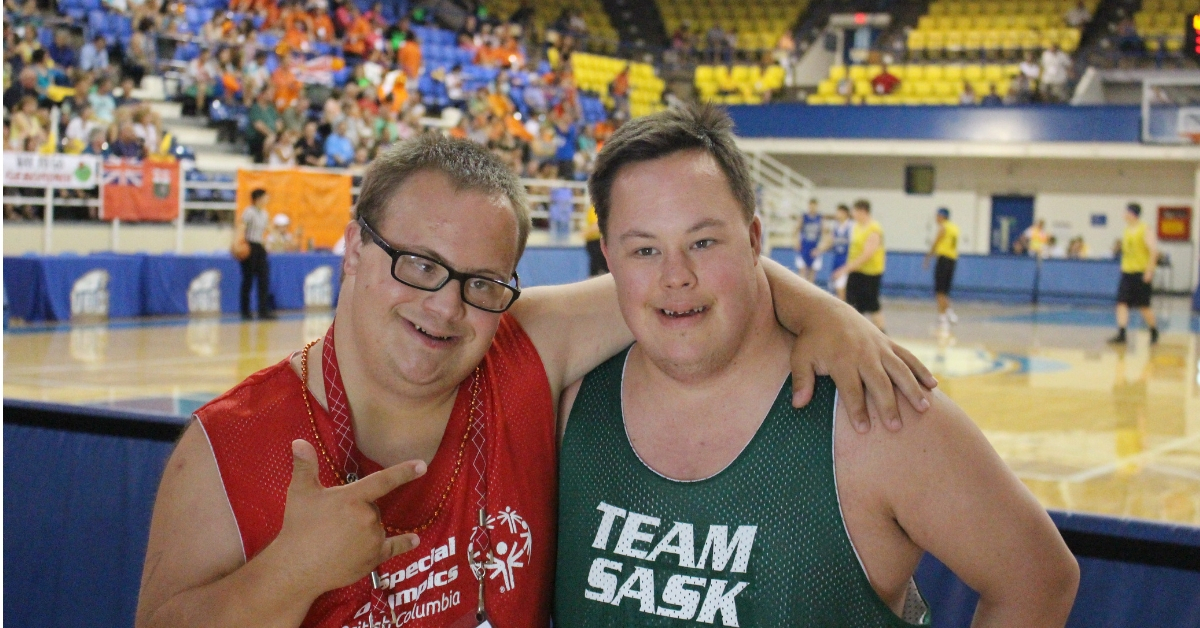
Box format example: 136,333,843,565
87,11,108,35
174,42,201,62
80,0,100,10
184,6,202,27
65,9,86,20
259,32,280,50
333,68,351,87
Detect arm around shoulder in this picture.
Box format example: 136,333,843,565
135,421,318,628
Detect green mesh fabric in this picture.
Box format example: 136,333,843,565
554,348,929,627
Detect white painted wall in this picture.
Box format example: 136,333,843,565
773,154,1197,289
4,223,234,255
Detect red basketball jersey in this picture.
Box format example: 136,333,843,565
196,314,557,627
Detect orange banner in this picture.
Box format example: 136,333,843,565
102,156,180,221
235,168,353,249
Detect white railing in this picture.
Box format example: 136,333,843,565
745,151,816,248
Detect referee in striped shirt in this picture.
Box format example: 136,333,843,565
238,189,276,320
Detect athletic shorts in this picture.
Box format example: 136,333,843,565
795,246,821,271
846,272,882,313
934,256,956,295
1117,272,1151,308
830,273,848,291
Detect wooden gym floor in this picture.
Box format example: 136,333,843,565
5,298,1199,527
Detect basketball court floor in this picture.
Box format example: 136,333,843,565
5,297,1199,527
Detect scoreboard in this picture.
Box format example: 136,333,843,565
1190,13,1200,60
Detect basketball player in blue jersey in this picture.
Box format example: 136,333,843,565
816,203,854,300
795,198,825,282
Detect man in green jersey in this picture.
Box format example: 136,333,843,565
555,106,1079,627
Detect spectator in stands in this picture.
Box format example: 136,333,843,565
609,65,630,119
981,84,1003,106
8,94,45,150
116,76,141,108
324,119,355,167
1116,18,1145,56
1065,1,1091,28
123,17,158,86
80,35,109,74
1020,219,1049,257
132,106,162,155
959,82,977,105
109,122,147,158
268,128,299,166
1006,73,1035,104
1019,51,1040,83
1067,236,1089,258
871,64,900,96
281,94,311,134
398,33,422,79
295,119,325,166
724,27,739,65
28,50,58,96
248,88,282,163
243,51,271,101
183,48,219,116
82,127,108,156
270,55,302,110
706,23,727,64
1039,43,1073,103
64,103,99,154
90,75,117,124
553,112,579,179
4,67,40,112
836,73,854,104
46,29,78,70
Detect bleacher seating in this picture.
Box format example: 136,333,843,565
808,62,1021,105
907,0,1093,60
694,63,786,104
482,0,618,53
1135,0,1199,55
571,52,666,118
657,0,808,53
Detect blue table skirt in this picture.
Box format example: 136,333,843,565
4,254,147,322
4,248,1129,322
4,252,345,322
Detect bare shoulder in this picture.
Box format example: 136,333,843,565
136,421,244,625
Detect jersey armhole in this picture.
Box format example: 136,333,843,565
194,415,248,564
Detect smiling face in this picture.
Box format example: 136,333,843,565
341,169,519,392
603,150,764,380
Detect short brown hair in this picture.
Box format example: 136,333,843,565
853,199,871,213
589,104,754,237
355,134,531,261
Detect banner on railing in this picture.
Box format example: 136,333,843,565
102,156,180,222
236,168,352,249
3,152,99,189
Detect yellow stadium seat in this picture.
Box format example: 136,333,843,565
927,31,947,53
849,65,869,80
933,81,957,96
854,80,872,97
944,65,965,81
929,2,947,15
829,65,848,81
972,79,992,96
925,65,946,80
905,64,925,80
935,16,955,30
695,65,714,84
946,31,966,55
982,1,1001,14
889,65,907,79
908,31,929,53
964,64,985,80
965,1,983,14
946,2,964,15
965,31,984,52
984,64,1005,81
915,81,934,96
918,15,936,30
866,64,883,78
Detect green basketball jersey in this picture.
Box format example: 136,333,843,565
554,348,930,627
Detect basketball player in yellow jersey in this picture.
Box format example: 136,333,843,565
924,208,959,334
1109,203,1158,345
833,199,886,330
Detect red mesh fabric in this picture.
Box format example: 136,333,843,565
196,314,557,627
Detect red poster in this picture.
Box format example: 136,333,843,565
102,156,180,221
1157,206,1192,242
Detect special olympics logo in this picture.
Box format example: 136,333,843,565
470,507,532,594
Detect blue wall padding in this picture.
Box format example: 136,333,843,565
727,104,1143,143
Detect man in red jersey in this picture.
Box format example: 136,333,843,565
135,135,935,628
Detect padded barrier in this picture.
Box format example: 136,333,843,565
4,398,1199,627
0,248,1130,324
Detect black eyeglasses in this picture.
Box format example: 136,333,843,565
358,218,521,313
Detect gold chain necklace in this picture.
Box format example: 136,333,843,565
298,338,478,536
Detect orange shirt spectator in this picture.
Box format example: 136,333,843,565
498,36,523,68
311,12,336,42
505,114,533,142
343,15,374,57
282,6,314,34
270,59,302,109
379,70,408,111
282,24,312,55
399,39,422,78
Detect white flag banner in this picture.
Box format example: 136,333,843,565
3,152,100,189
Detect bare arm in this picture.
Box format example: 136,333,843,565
840,391,1079,627
137,425,422,628
136,423,316,628
927,227,944,260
